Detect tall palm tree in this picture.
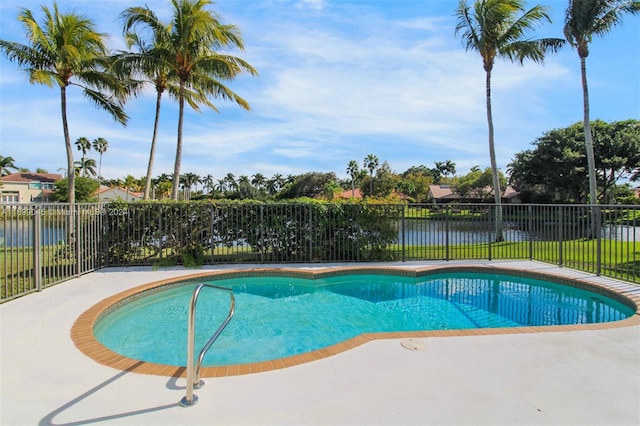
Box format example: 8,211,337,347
121,0,257,200
0,156,18,176
92,137,108,184
0,3,134,204
455,0,564,241
564,0,640,205
74,137,91,177
364,154,379,194
119,10,214,200
347,160,360,197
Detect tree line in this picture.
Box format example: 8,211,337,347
4,116,639,204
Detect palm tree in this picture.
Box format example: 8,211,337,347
123,174,140,201
74,158,97,177
216,178,226,193
435,160,457,181
121,0,257,200
202,174,215,194
92,137,108,185
0,156,18,176
347,160,360,196
119,10,214,201
0,3,134,204
180,172,201,200
224,173,237,192
455,0,564,241
364,154,379,194
152,173,173,199
74,137,91,177
117,19,170,201
564,0,640,205
252,173,266,191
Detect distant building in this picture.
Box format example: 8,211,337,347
633,187,640,198
0,172,62,204
337,188,363,199
427,184,520,204
97,186,143,202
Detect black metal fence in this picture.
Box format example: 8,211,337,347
1,202,638,302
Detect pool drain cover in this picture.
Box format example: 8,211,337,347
400,339,425,351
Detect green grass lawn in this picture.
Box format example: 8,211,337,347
394,239,639,282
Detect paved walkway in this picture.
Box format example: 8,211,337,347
1,261,639,425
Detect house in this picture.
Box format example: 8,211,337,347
337,188,363,199
426,185,460,204
427,184,521,204
0,172,62,204
97,186,143,202
632,187,640,198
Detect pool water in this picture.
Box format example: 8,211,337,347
94,272,634,367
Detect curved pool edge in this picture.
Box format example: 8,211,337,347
71,265,640,378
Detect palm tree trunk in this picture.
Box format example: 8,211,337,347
485,69,504,242
97,155,103,183
144,90,163,200
171,84,185,200
61,85,76,253
61,86,75,205
581,56,597,205
580,55,598,238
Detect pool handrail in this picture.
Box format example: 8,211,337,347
180,283,235,408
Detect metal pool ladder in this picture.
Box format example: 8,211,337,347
180,283,235,407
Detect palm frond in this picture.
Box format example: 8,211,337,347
79,85,129,125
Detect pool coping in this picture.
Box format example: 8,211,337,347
70,264,640,378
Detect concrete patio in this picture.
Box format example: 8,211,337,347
1,261,639,425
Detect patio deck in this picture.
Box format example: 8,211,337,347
1,260,639,425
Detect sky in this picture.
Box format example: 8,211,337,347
0,0,639,183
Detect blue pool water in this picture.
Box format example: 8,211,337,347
94,272,634,367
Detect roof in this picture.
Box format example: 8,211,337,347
502,185,520,199
338,188,363,199
428,185,460,200
98,186,143,197
429,184,520,200
0,172,62,183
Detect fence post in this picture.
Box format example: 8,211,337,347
75,204,81,276
488,205,493,261
401,204,406,262
308,205,313,262
33,205,42,292
210,204,215,264
558,206,563,267
595,205,602,276
445,205,450,261
260,205,264,264
528,205,533,260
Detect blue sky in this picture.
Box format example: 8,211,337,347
1,0,639,182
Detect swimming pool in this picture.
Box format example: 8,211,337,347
74,266,637,376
